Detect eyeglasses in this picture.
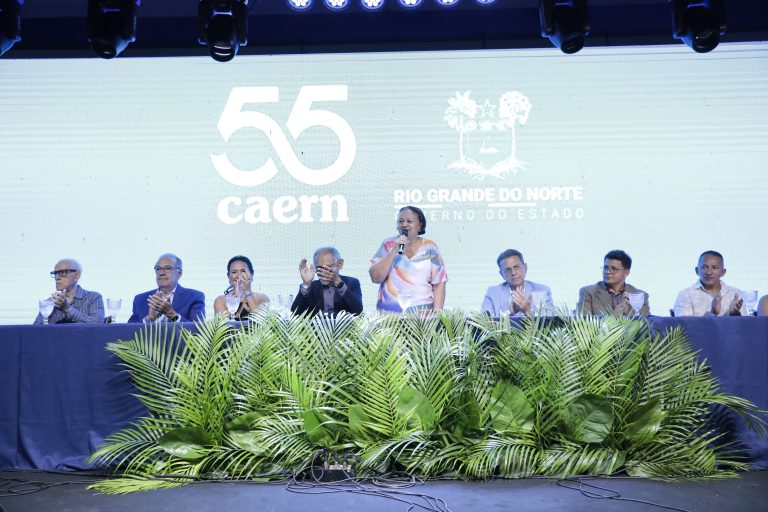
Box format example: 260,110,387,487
499,266,523,276
602,265,626,274
50,269,77,278
154,266,179,273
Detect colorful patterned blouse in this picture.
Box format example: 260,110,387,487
370,236,448,314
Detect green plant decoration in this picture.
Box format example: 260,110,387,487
87,308,765,494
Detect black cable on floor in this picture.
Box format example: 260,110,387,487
555,476,693,512
283,450,452,512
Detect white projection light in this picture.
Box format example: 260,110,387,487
398,0,422,8
435,0,458,6
288,0,312,10
360,0,384,10
324,0,349,9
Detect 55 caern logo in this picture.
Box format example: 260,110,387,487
212,85,357,187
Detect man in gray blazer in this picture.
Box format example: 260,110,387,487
577,249,650,316
481,249,554,317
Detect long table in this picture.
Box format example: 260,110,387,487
1,318,767,470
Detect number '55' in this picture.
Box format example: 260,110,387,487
211,85,356,187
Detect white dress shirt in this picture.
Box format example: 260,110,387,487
673,280,747,317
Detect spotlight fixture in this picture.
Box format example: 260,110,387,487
324,0,349,10
398,0,422,9
360,0,384,10
0,0,22,57
671,0,725,53
287,0,312,11
198,0,249,62
539,0,589,54
435,0,459,7
87,0,139,59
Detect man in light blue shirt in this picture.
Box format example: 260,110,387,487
481,249,554,317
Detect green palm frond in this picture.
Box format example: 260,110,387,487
106,321,186,417
465,437,540,478
90,310,766,492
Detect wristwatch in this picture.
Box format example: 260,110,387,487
334,281,344,289
168,314,180,322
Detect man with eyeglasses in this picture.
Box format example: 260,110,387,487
290,246,363,317
481,249,554,317
128,253,205,323
34,259,105,324
577,249,650,316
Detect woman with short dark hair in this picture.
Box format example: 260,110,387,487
369,206,447,314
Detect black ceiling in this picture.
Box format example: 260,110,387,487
9,0,768,58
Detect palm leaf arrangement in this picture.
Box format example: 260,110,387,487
88,308,765,494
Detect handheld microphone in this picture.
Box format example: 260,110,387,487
397,229,408,255
224,284,235,295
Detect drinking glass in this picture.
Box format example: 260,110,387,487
278,294,294,309
106,298,122,323
530,291,546,315
225,293,241,320
396,291,414,316
627,292,645,316
39,298,55,324
740,290,758,316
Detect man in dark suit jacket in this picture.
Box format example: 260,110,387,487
577,249,650,316
128,253,205,323
291,246,363,317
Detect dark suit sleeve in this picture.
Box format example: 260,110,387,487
128,293,145,323
291,284,318,316
339,276,363,315
181,290,206,322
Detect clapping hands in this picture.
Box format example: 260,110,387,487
509,286,532,315
711,292,743,316
299,258,316,286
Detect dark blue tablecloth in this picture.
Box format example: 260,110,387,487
1,318,766,470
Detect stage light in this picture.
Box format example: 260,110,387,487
539,0,590,54
0,0,22,57
324,0,349,10
474,0,496,5
398,0,422,9
671,0,725,53
86,0,138,59
198,0,249,62
435,0,459,7
360,0,384,10
288,0,312,11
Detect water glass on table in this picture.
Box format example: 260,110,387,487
627,292,645,316
396,290,414,316
225,292,241,320
106,297,122,323
278,294,294,310
740,290,758,316
530,291,546,315
38,298,55,324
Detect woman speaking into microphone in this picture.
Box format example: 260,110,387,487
369,205,447,315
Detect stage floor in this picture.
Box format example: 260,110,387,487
2,469,768,512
